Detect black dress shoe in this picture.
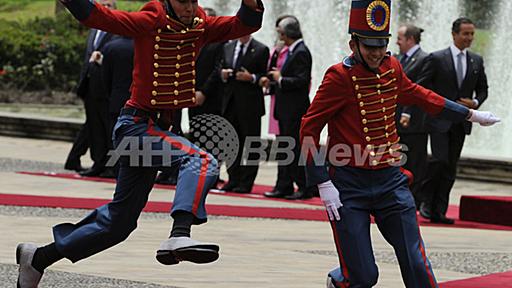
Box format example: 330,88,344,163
79,168,104,177
430,215,455,225
419,202,431,219
98,169,117,179
264,190,293,198
232,187,251,194
220,182,238,192
64,161,85,172
285,190,313,200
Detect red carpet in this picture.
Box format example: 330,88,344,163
2,191,512,231
0,193,327,221
460,195,512,227
10,172,512,231
439,270,512,288
16,171,323,206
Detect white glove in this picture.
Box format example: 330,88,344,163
89,51,103,65
318,180,343,221
468,110,501,126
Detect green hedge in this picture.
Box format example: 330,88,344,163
0,13,87,91
0,1,145,92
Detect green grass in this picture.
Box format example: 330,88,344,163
0,0,32,11
0,0,146,22
117,1,146,12
0,1,54,22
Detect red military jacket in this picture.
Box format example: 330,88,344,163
300,54,469,185
64,0,263,112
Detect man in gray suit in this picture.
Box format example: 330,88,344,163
417,17,489,224
395,24,429,207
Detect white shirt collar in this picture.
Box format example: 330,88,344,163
288,39,303,53
450,43,467,57
405,44,420,58
237,38,252,50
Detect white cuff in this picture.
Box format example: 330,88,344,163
318,180,334,189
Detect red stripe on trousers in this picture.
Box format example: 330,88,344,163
146,120,209,215
191,155,210,214
415,215,437,288
329,220,350,287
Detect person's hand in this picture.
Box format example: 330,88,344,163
259,76,270,88
221,69,233,81
468,110,501,126
242,0,262,10
236,70,253,82
400,115,410,128
457,98,478,109
268,70,281,82
89,51,103,65
318,180,343,221
195,91,206,106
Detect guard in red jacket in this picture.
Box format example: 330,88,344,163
300,1,499,287
15,0,264,287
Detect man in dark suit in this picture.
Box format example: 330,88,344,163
101,35,134,178
261,16,313,200
189,7,224,118
395,24,429,206
417,17,489,224
219,34,269,193
102,35,134,136
64,0,115,177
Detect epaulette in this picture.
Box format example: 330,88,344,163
342,56,356,68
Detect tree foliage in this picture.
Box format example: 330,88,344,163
0,13,86,91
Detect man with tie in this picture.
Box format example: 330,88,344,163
188,7,225,118
64,0,115,177
417,17,489,224
219,34,269,193
101,35,135,178
395,24,429,206
261,16,314,200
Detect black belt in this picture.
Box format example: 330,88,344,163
120,107,160,121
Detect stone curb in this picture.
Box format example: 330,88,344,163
0,111,81,142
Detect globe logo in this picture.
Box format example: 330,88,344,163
186,114,239,175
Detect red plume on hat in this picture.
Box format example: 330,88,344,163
349,0,392,47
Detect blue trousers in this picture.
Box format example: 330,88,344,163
328,166,437,288
53,114,218,262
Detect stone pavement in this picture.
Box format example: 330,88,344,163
0,135,511,288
